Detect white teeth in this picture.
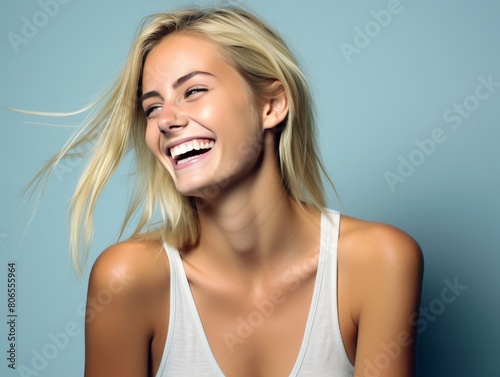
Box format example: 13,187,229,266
177,155,199,165
171,145,181,158
170,139,214,159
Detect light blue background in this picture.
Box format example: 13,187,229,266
1,0,499,376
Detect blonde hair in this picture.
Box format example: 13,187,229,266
32,6,334,275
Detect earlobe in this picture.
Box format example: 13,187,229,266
262,83,289,130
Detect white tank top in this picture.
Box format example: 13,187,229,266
156,209,354,376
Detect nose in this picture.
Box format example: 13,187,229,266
157,105,188,135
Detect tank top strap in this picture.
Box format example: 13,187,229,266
157,244,226,376
292,209,354,376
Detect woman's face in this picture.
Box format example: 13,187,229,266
141,33,269,197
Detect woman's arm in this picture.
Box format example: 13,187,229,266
349,223,423,377
84,240,169,377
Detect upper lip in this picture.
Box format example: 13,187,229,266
164,136,216,156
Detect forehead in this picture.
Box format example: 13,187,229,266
142,33,229,88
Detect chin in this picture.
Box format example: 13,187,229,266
174,179,221,199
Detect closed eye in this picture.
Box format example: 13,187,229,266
184,86,208,99
144,105,162,119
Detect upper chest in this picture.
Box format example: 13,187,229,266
188,267,317,377
151,213,359,375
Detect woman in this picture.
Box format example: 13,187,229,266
47,5,422,376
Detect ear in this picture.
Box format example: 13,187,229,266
261,81,289,130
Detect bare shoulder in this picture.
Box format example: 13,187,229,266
339,215,423,271
85,239,171,376
337,216,424,374
338,215,423,319
88,238,170,297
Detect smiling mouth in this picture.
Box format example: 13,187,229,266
170,138,215,165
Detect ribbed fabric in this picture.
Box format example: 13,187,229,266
156,209,354,376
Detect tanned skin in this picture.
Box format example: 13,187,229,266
84,34,423,377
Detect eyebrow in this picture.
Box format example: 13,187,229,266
173,70,213,89
139,71,214,104
139,90,161,104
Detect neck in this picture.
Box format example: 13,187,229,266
190,133,321,282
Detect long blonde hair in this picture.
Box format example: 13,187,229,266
31,6,333,275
